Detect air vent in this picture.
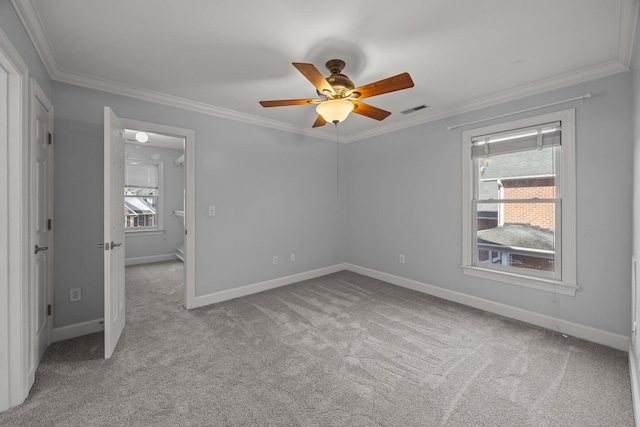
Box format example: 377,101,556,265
401,105,428,114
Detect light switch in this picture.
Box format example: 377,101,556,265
208,205,216,216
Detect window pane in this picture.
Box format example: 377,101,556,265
125,194,157,229
477,147,555,200
476,201,556,273
125,186,159,197
124,159,161,231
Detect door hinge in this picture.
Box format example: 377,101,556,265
47,218,52,230
47,304,52,316
48,132,52,145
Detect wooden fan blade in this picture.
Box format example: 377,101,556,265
351,72,414,100
259,98,319,107
312,115,327,128
352,101,392,121
292,62,334,95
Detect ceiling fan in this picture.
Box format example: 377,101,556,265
259,59,414,128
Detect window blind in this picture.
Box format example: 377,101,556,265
471,121,561,159
125,162,158,188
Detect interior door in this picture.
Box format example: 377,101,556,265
103,107,125,359
30,83,53,374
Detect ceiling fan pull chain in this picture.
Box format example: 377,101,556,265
336,123,339,196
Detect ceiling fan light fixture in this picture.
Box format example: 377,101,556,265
135,132,149,143
316,99,354,124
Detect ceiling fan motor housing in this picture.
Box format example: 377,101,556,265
325,59,354,97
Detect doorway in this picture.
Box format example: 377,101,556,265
124,129,185,264
118,117,196,309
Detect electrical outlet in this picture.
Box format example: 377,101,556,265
70,287,82,302
273,256,278,265
399,254,405,264
291,253,295,262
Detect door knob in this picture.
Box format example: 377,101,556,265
34,245,49,254
111,241,122,248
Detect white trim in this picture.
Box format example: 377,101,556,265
346,263,628,351
0,24,29,413
125,254,177,266
184,126,196,309
190,264,346,309
618,0,640,69
630,342,640,427
0,48,9,416
51,318,104,343
117,118,196,311
461,266,578,296
11,0,636,143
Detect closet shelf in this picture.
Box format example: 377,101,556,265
173,154,185,166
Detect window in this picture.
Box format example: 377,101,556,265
124,160,164,232
461,110,577,295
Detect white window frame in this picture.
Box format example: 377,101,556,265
461,109,577,296
124,159,164,235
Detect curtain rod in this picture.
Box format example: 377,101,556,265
446,93,591,131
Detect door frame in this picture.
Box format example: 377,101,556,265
0,26,30,412
119,117,196,308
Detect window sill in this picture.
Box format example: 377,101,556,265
461,265,578,296
125,229,165,237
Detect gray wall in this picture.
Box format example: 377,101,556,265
124,143,185,262
346,71,633,336
52,82,346,328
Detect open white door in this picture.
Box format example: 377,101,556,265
103,107,125,359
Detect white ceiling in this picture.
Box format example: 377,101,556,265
13,0,639,141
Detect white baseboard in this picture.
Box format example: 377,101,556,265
51,318,104,343
190,264,346,309
125,254,177,266
346,263,629,351
630,343,640,427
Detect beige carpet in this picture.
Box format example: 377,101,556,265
0,261,634,426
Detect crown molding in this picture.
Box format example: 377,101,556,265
343,59,628,143
54,68,337,142
11,0,638,144
41,58,633,145
10,0,57,78
618,0,640,69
